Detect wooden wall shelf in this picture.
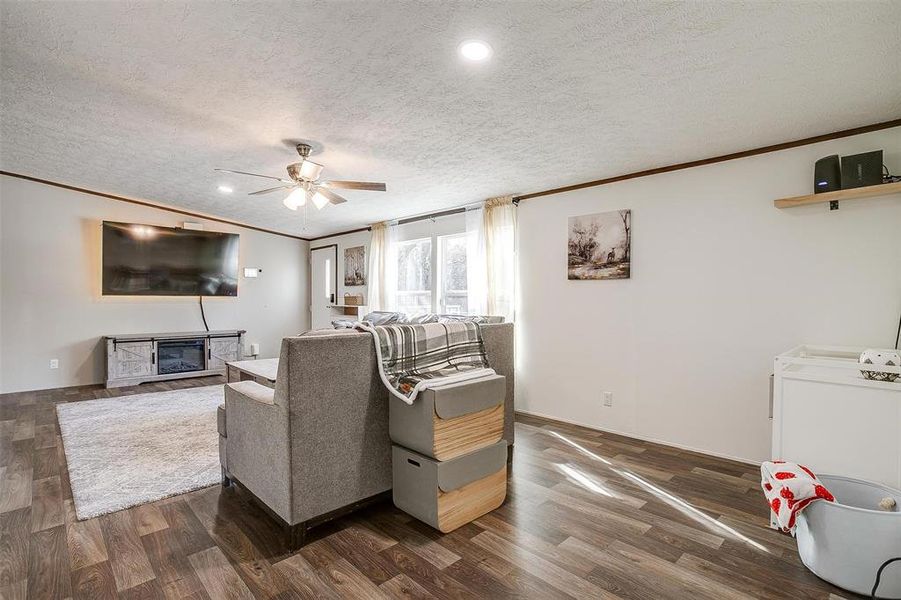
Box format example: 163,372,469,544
774,181,901,208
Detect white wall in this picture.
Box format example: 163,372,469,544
0,176,310,393
517,127,901,463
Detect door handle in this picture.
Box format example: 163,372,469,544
330,293,336,304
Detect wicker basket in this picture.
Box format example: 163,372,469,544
344,293,364,306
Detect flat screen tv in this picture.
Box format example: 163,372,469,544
102,221,239,296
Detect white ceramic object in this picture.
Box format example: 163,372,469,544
859,348,901,382
796,474,901,598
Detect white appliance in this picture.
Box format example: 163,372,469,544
772,344,901,489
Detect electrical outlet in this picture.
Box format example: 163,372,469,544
603,391,613,407
49,359,59,369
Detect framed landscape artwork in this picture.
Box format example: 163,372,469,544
344,246,366,286
567,209,631,280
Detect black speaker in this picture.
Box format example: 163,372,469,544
841,150,883,189
814,155,841,193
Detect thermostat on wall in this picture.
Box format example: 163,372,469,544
243,267,261,278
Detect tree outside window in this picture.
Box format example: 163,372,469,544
394,232,471,314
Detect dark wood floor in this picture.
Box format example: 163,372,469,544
0,377,854,600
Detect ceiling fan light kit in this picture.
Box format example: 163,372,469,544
296,160,324,181
311,191,330,210
215,142,386,212
283,188,306,210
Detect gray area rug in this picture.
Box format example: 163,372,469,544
57,385,223,520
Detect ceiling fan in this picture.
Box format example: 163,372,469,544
215,143,386,211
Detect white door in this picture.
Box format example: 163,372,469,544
310,245,338,329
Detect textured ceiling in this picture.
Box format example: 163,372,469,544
2,1,900,238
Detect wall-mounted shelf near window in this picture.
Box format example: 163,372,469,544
327,304,369,319
774,181,901,208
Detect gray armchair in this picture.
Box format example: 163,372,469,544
218,323,514,546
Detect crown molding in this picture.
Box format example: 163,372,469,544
0,171,310,241
514,118,901,202
5,118,899,242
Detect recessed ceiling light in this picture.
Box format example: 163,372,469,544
217,185,233,194
459,40,492,62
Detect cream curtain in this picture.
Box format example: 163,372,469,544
483,196,517,320
466,195,517,321
465,208,487,315
367,221,397,311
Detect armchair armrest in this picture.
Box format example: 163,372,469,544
224,380,292,522
226,380,275,405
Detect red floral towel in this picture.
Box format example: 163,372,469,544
761,461,834,532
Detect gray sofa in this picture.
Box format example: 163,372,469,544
218,322,514,545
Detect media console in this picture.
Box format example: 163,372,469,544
104,329,245,388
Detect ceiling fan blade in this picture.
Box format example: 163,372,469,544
316,187,348,204
215,168,293,183
321,180,386,192
249,185,295,196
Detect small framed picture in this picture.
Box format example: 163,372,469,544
344,246,366,286
567,209,631,280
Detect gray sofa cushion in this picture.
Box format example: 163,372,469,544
406,313,439,324
362,311,406,325
330,319,357,329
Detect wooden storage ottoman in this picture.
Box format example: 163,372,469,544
389,374,505,461
392,440,507,533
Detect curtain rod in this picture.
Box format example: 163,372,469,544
395,197,518,225
308,201,490,240
396,206,467,225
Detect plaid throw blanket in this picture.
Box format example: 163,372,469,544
357,321,495,404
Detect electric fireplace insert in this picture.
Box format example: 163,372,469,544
157,339,206,375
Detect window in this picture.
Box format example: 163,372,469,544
396,238,432,313
438,233,468,314
394,229,471,315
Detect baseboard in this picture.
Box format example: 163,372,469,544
0,380,100,396
0,373,225,396
514,409,760,467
